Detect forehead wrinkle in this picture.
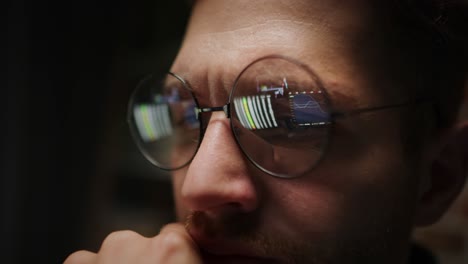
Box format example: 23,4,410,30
182,19,366,71
189,19,338,55
197,19,318,37
187,0,373,49
191,21,306,58
175,67,235,107
189,0,369,35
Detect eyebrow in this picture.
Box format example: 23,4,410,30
169,65,363,112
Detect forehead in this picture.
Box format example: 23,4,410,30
171,0,401,106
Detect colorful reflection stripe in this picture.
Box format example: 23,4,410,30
234,94,278,130
133,104,173,142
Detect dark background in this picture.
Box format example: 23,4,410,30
4,1,189,263
4,1,468,263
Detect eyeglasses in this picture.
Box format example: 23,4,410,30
128,55,428,178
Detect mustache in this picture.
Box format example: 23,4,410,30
184,210,261,241
183,210,312,263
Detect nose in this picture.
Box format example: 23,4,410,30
181,112,259,213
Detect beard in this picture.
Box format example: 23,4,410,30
182,210,406,264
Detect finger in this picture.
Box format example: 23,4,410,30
159,223,200,252
97,230,148,263
64,250,97,264
149,223,202,264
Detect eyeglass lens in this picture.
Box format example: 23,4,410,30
230,57,331,177
129,73,200,170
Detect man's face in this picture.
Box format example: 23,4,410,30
169,1,424,263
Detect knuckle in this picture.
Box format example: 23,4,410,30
157,231,188,253
101,230,140,250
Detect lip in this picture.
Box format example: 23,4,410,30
189,227,255,255
189,229,280,263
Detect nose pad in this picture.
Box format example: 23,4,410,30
181,112,259,213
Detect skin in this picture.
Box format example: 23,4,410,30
65,0,468,263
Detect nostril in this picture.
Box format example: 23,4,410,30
225,202,243,211
180,168,260,213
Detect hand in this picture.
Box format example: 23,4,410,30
64,223,202,264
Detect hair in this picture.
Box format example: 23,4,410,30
378,0,468,158
395,0,468,128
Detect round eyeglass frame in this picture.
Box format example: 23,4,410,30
127,54,431,179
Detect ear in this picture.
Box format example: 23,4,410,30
414,121,468,226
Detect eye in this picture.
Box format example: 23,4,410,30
229,55,331,177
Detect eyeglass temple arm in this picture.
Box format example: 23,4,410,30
330,97,433,119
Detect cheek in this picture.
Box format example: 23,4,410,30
265,182,344,237
264,138,419,243
324,113,420,227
